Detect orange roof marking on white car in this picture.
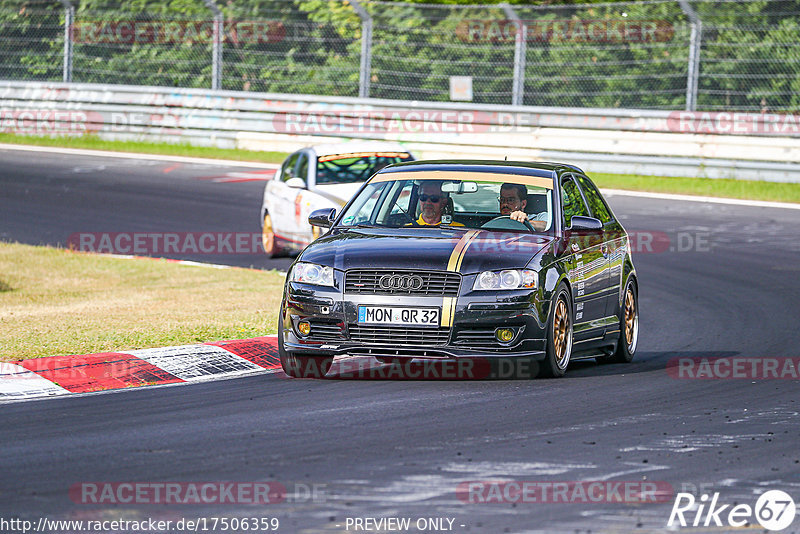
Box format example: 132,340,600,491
369,171,554,189
318,152,411,162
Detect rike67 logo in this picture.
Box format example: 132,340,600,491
668,490,796,531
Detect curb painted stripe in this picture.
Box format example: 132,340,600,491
16,352,183,393
205,336,282,370
0,363,70,399
126,344,264,382
0,336,281,403
0,143,281,169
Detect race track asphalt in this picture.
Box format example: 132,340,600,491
1,147,799,533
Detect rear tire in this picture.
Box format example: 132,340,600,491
608,278,638,363
539,284,573,378
278,310,332,378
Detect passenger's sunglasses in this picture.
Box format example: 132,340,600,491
419,194,442,203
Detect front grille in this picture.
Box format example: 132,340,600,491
348,325,451,346
345,270,461,297
307,320,345,341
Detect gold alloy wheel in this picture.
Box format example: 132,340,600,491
553,298,571,367
262,213,275,255
624,287,638,351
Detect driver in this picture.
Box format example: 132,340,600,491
499,183,548,231
413,181,464,226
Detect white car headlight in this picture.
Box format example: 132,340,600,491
291,262,335,287
473,269,537,291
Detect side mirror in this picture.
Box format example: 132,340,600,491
569,216,603,230
309,208,336,228
285,177,306,189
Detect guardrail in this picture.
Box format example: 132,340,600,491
2,81,799,182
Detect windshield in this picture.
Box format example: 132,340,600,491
315,152,413,184
338,175,554,233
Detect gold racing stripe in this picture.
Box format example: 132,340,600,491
446,230,480,272
440,297,457,328
441,230,480,327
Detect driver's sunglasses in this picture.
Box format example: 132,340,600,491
419,194,441,203
498,196,520,204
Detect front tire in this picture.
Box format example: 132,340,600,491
262,213,284,258
278,311,332,378
539,284,573,378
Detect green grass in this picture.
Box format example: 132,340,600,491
1,133,799,203
591,172,800,204
0,242,285,361
0,133,287,164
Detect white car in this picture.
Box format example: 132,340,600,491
260,142,414,257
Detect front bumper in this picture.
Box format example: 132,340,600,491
282,280,548,360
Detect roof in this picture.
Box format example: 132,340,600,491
380,159,584,177
308,141,411,158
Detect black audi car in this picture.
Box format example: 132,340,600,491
278,161,638,379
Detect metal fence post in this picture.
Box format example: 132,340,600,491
349,0,372,98
678,0,702,111
501,3,526,107
203,0,223,90
60,0,74,82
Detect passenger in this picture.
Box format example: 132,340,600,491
499,183,548,231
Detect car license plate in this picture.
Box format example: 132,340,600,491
357,306,440,326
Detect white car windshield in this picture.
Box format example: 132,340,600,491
316,152,413,184
338,176,554,233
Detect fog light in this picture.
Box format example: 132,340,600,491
297,321,311,336
495,328,514,343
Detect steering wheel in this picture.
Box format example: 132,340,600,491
481,215,535,232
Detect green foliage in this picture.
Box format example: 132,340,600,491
1,0,799,111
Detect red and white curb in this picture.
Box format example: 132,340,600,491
0,336,281,403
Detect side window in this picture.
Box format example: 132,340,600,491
296,153,309,181
281,153,300,182
561,177,590,228
576,175,613,224
340,182,388,226
389,181,414,215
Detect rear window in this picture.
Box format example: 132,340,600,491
316,152,413,184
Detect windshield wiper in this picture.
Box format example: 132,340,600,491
343,223,382,229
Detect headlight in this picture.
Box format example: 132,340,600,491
473,269,537,291
291,262,334,287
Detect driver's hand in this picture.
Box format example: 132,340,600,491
509,210,527,222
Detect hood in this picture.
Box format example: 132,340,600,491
299,227,554,274
313,183,365,205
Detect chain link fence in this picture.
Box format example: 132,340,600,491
1,0,799,111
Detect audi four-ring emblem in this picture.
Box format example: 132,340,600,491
378,274,424,290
